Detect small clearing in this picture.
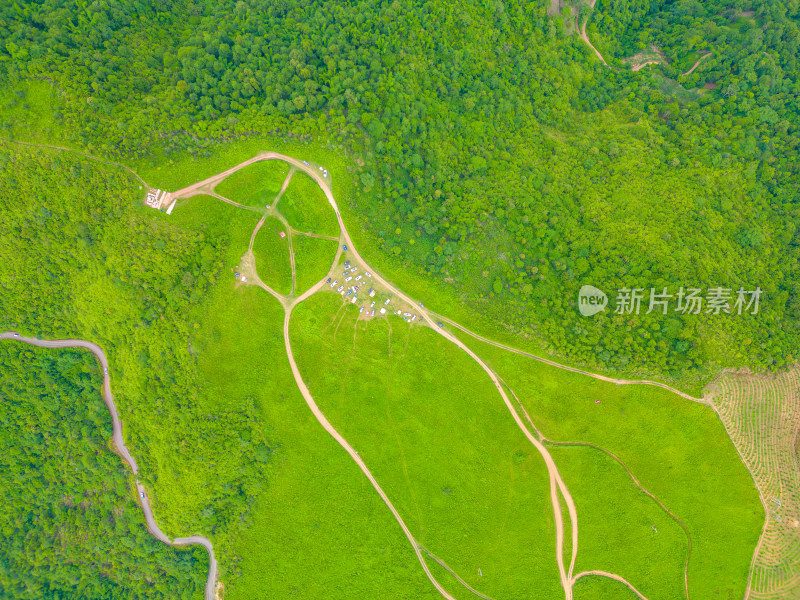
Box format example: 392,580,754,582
623,45,667,72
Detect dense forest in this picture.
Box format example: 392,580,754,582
0,343,206,598
1,0,799,375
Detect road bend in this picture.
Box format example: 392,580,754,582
0,332,217,600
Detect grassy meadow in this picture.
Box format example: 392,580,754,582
278,170,340,237
549,444,686,599
184,270,442,599
214,159,290,207
293,235,339,296
459,334,763,599
252,216,293,295
572,575,641,600
290,292,563,600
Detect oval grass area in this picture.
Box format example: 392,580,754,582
253,217,292,295
277,171,339,237
215,160,290,207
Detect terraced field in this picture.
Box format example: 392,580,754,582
710,368,800,599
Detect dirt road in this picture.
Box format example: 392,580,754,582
683,52,711,76
431,314,706,405
573,570,649,599
192,155,582,597
0,332,217,600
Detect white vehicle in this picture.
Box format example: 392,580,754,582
345,276,352,282
359,307,364,313
365,273,372,278
370,301,376,307
370,309,375,316
384,298,390,305
303,160,309,165
330,280,338,287
323,170,328,178
13,333,20,337
355,275,362,281
351,267,358,273
337,286,344,292
319,166,324,171
104,367,108,374
140,491,145,499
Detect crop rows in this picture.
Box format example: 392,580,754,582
711,368,800,599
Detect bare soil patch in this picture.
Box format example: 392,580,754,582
624,45,667,72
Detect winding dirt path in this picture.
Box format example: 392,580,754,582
684,53,711,76
576,0,607,65
579,18,607,65
546,440,690,599
573,570,650,599
0,332,217,600
172,151,706,599
432,313,706,404
5,140,694,599
175,156,582,596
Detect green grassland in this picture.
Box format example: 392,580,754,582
0,343,206,600
572,575,641,600
214,160,290,207
290,293,562,600
187,282,442,599
252,217,293,295
293,235,339,296
548,444,686,599
459,334,763,599
278,171,340,237
0,142,447,598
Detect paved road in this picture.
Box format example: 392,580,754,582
0,332,217,600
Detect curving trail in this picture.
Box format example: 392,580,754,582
171,150,712,599
683,52,711,76
4,141,696,600
173,155,583,598
546,440,691,600
579,18,607,65
432,313,706,404
576,0,608,65
0,332,217,600
573,570,650,599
